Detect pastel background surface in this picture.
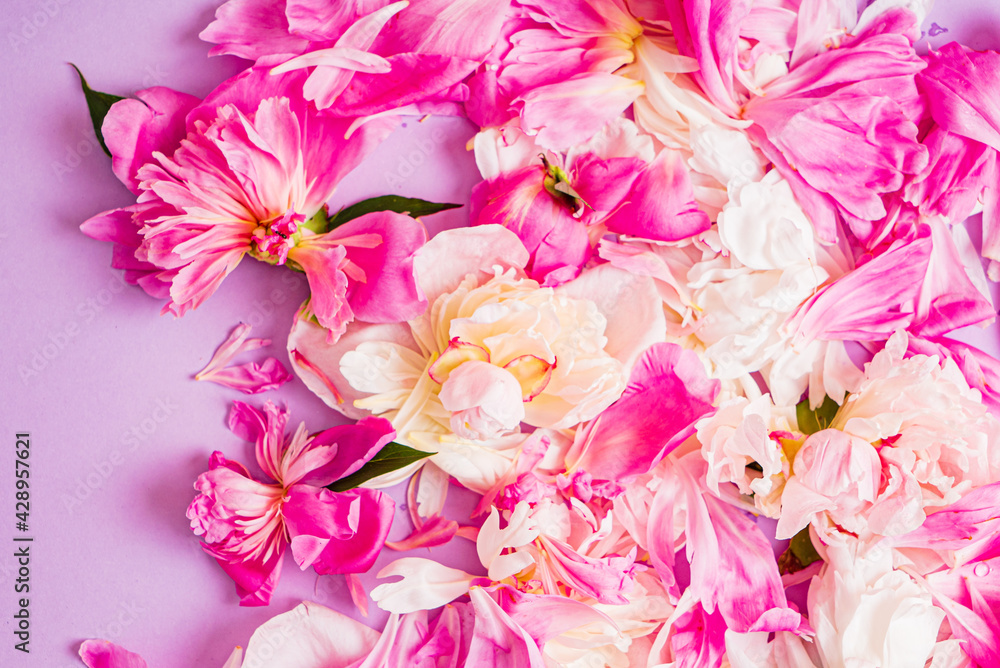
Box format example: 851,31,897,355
0,1,996,666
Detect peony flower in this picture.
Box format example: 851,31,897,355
288,224,665,489
470,119,710,286
186,401,396,605
81,68,426,339
807,539,946,668
827,331,1000,535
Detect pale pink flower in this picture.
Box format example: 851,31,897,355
828,332,1000,534
288,225,665,489
806,539,946,668
186,401,396,606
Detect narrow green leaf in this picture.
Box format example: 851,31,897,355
71,64,124,157
326,442,433,492
795,394,841,435
326,195,462,229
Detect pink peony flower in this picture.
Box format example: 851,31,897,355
186,401,396,606
82,68,426,339
471,120,710,286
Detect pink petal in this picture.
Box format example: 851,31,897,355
892,481,1000,560
198,358,293,394
663,0,750,116
79,640,149,668
196,323,293,394
373,0,510,62
913,217,995,336
497,584,618,647
385,514,460,551
287,313,420,419
466,587,546,667
517,72,644,150
677,458,805,634
288,241,354,340
570,343,719,482
333,53,479,116
920,42,1000,152
207,540,286,607
227,401,288,481
538,537,640,604
602,149,711,242
200,0,311,60
102,87,201,194
325,211,428,324
298,415,396,487
787,229,932,346
284,486,395,574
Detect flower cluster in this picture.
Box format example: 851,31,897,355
77,0,1000,667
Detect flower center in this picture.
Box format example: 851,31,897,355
250,208,306,265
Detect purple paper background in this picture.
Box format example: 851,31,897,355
0,1,998,666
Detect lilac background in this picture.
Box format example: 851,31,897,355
0,1,998,666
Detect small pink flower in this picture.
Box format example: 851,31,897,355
186,401,396,606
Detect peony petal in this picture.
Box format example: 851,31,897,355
242,600,381,668
283,486,394,574
601,149,711,242
570,343,719,482
298,415,396,487
79,640,149,668
412,225,529,307
372,558,477,614
325,211,428,324
102,87,201,194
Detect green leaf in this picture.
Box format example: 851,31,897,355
790,527,822,566
778,527,823,574
71,64,125,157
326,442,433,492
795,394,841,435
326,195,462,230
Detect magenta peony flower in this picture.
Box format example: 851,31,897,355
186,401,396,606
